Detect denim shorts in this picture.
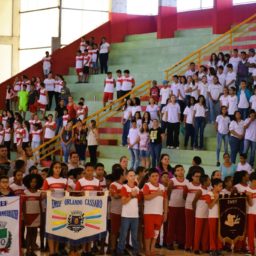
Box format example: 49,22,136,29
140,150,150,158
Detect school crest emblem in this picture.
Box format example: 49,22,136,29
67,211,84,233
0,222,12,253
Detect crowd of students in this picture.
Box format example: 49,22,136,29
2,145,256,256
114,49,256,170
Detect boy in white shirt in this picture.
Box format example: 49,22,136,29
103,72,116,108
229,49,241,73
75,50,84,83
227,87,238,120
217,66,225,89
127,119,139,170
44,72,55,110
83,49,91,83
236,153,252,174
42,51,51,77
143,169,168,256
117,170,140,256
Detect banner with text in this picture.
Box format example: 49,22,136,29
219,194,247,244
46,192,108,244
0,196,20,256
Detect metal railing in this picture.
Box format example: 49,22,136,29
164,13,256,80
33,80,152,161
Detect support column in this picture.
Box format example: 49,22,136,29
157,0,177,39
109,0,128,43
213,0,233,34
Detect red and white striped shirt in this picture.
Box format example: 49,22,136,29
32,129,42,142
83,55,91,67
121,76,135,91
42,177,67,191
75,177,100,191
104,78,115,93
4,128,11,142
169,177,188,207
76,56,84,69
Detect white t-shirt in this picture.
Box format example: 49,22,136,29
206,191,219,218
178,84,185,100
185,69,196,78
217,72,226,88
249,95,256,111
195,187,209,218
229,56,241,73
190,83,199,100
208,83,222,100
171,83,179,97
238,90,249,109
99,42,110,54
166,103,180,123
198,82,208,98
44,121,56,139
123,106,132,120
244,118,256,142
104,78,115,93
194,103,206,117
75,56,84,69
169,178,188,207
236,162,252,174
185,182,201,210
225,71,236,88
216,115,230,134
128,128,139,149
44,78,55,92
246,187,256,215
227,95,238,115
121,184,140,218
160,87,171,105
122,76,135,91
131,106,142,117
43,56,51,69
146,104,159,120
229,120,244,138
248,56,256,73
183,106,194,124
219,95,229,107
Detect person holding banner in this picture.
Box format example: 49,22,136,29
42,161,67,256
0,175,14,196
206,178,223,256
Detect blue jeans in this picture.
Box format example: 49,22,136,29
229,136,244,164
129,148,139,170
209,99,220,123
122,120,130,146
216,132,229,162
244,139,256,167
61,142,72,163
150,143,162,168
117,217,139,254
238,108,249,120
194,117,206,149
56,117,63,134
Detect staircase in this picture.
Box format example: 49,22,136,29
34,13,256,173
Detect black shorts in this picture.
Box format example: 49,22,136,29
83,66,89,74
121,90,131,100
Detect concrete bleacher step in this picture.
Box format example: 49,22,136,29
124,32,157,42
174,28,213,37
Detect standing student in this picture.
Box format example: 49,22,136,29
194,95,207,150
117,170,140,256
75,50,84,83
229,111,245,164
206,178,223,256
103,72,116,108
109,165,125,254
87,119,99,165
150,80,160,104
225,64,236,89
116,69,123,100
219,87,229,107
149,120,164,168
236,153,252,174
99,37,110,74
183,96,195,149
166,95,181,149
38,82,48,118
18,84,29,119
160,80,171,110
185,170,201,252
75,163,101,255
208,76,222,123
146,97,160,121
54,75,64,105
31,124,42,162
121,99,132,146
42,161,67,256
4,121,12,159
42,51,51,77
143,169,168,256
23,174,43,256
237,51,249,87
138,122,150,168
245,172,256,256
83,49,91,83
127,119,139,170
237,80,252,120
243,109,256,167
167,165,187,250
60,120,74,163
44,73,55,110
249,87,256,111
215,106,231,166
227,87,238,120
193,175,211,254
121,70,135,100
